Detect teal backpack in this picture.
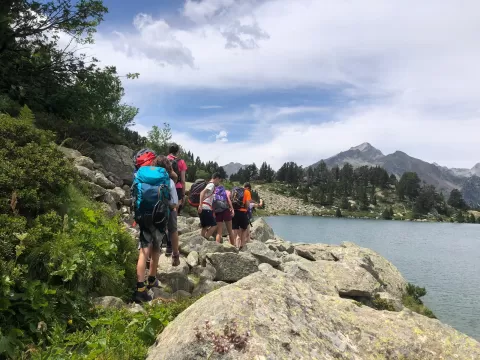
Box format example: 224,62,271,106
132,166,171,231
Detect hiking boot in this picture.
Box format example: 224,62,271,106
133,289,152,303
172,252,180,267
147,278,160,290
165,244,172,256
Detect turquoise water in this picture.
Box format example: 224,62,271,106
265,216,480,340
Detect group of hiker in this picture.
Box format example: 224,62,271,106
131,144,263,303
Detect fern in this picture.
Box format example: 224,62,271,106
18,105,35,123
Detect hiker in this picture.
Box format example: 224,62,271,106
231,182,252,249
198,173,222,239
155,155,180,267
213,185,235,244
245,198,264,242
167,143,187,215
132,160,175,303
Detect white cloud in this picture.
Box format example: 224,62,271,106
215,130,228,142
89,0,480,168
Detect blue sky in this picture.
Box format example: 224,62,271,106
83,0,480,169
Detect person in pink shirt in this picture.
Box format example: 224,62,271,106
167,143,188,215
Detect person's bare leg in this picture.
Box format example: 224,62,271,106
148,246,161,278
226,220,234,245
205,225,217,239
234,229,241,248
216,222,223,243
240,228,248,248
137,247,150,282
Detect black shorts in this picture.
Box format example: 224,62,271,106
138,224,164,250
200,209,217,228
232,210,249,230
176,187,184,201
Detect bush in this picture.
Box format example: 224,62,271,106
0,112,138,358
31,299,197,359
0,110,76,217
402,283,436,319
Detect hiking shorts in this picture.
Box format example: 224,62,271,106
200,209,217,228
138,223,164,251
216,209,232,223
168,209,178,233
232,210,249,230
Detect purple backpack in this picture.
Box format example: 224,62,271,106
213,186,229,213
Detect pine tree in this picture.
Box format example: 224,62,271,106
382,207,392,220
448,189,468,210
468,214,476,224
335,208,342,217
341,197,350,210
455,211,465,223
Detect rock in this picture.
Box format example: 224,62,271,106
249,218,275,242
294,246,316,261
172,290,192,300
73,156,95,170
146,270,480,360
92,296,124,309
58,146,82,160
242,241,280,267
94,171,116,190
99,203,117,217
92,144,135,186
110,187,126,203
207,252,258,282
258,263,274,273
191,263,217,281
75,165,96,182
192,279,228,297
265,238,295,254
151,288,173,299
198,241,238,264
84,181,107,198
157,272,194,293
106,172,124,188
101,192,117,210
179,232,205,255
186,251,199,267
157,254,189,277
122,198,133,206
127,303,146,314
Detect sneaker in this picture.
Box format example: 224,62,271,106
165,245,172,256
147,278,160,290
134,289,152,303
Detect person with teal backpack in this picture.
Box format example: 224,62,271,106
132,158,173,303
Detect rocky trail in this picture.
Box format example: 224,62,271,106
66,146,480,359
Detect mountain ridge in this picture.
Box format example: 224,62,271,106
310,143,479,207
221,162,245,177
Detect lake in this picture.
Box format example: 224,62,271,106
265,216,480,340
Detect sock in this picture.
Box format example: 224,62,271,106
148,276,156,284
137,281,146,291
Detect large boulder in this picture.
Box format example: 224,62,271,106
94,171,116,190
265,238,295,254
92,144,135,186
241,241,280,267
157,272,194,293
75,165,96,183
249,218,274,242
73,156,95,170
147,269,480,360
84,181,107,198
58,146,82,160
206,252,258,282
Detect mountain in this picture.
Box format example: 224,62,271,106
222,162,245,177
310,143,479,206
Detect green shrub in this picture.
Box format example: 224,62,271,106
0,112,138,358
31,298,197,360
371,294,396,311
402,283,436,319
0,111,76,217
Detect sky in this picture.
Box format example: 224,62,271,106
84,0,480,169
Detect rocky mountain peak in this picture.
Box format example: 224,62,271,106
472,163,480,176
349,142,376,152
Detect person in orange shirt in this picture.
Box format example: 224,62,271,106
232,182,252,249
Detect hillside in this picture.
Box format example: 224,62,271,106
311,143,480,207
221,162,245,177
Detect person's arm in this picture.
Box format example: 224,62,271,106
227,191,234,215
198,188,207,214
180,160,187,196
169,170,178,183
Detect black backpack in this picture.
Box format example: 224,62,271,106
231,187,245,210
188,179,207,207
170,156,182,182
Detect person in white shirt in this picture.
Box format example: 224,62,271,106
198,173,222,239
